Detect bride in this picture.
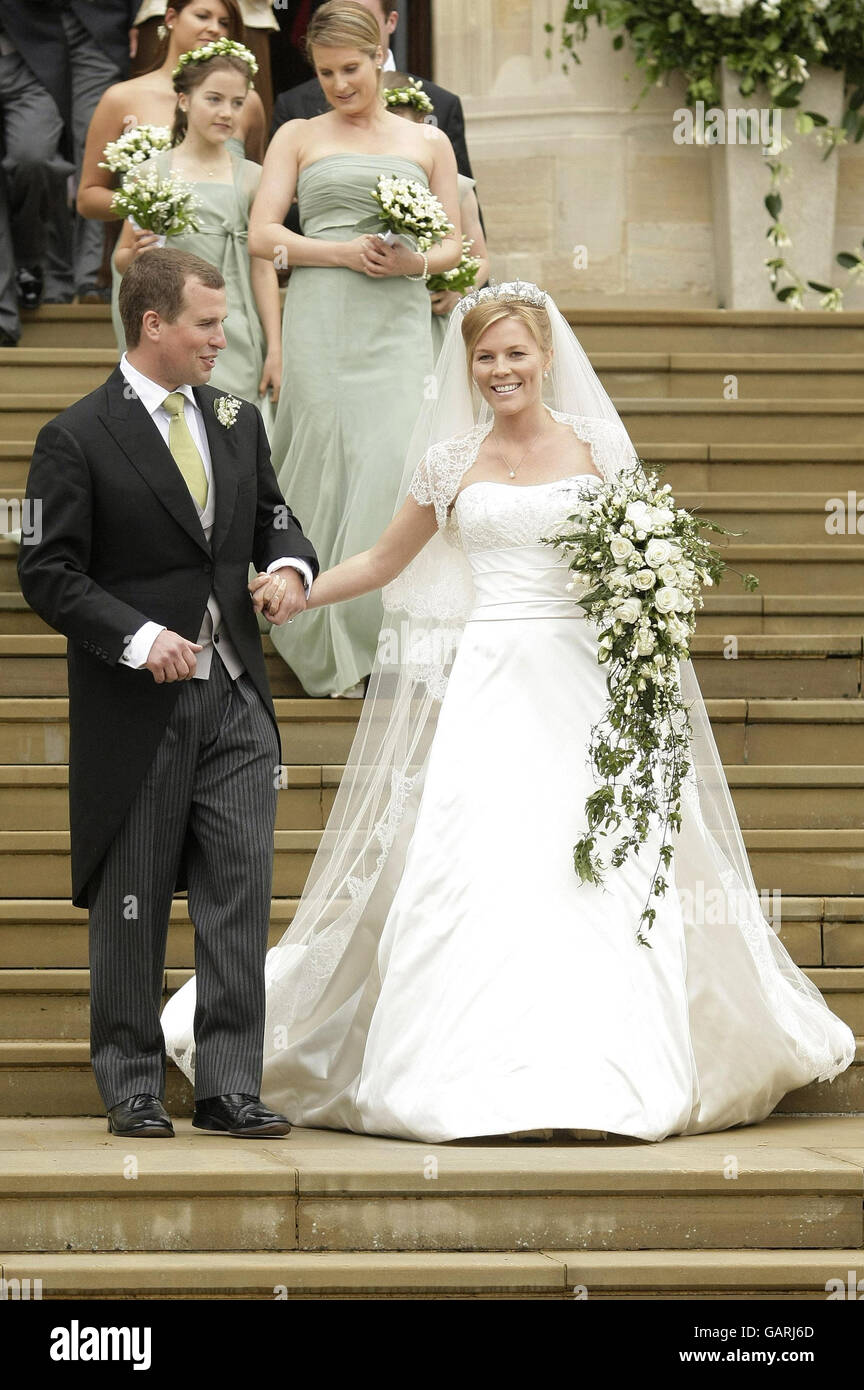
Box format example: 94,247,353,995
161,282,855,1143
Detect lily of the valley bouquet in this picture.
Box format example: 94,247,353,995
545,466,758,946
426,235,481,295
110,168,201,244
359,173,454,250
99,124,172,176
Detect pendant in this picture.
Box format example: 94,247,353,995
509,470,515,478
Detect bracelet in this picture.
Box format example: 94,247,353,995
406,251,428,282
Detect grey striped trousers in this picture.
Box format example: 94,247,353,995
88,657,279,1108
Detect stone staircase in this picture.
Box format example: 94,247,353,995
0,305,861,1300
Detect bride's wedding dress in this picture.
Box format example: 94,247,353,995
163,451,854,1143
161,283,854,1143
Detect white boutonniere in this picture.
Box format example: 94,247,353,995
214,395,241,429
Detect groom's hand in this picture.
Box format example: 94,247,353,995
249,567,307,624
145,631,203,683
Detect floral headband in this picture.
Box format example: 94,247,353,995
383,77,434,114
172,38,259,82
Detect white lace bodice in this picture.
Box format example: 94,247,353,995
453,474,603,554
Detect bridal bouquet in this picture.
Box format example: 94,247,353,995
99,124,172,176
545,465,758,945
110,169,201,240
426,235,481,295
361,173,454,251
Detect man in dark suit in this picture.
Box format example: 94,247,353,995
272,0,479,228
19,248,318,1140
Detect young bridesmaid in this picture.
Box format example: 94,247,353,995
113,44,281,421
77,0,266,225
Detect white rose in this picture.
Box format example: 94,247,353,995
648,506,675,530
645,538,673,568
632,569,656,590
610,534,635,563
624,500,653,529
658,564,679,586
613,597,642,624
655,586,684,613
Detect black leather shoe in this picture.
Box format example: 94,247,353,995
107,1093,174,1138
0,328,18,348
193,1093,291,1138
16,266,43,311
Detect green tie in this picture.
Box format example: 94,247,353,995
162,392,208,510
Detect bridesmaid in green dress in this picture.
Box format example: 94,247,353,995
113,45,281,424
248,1,461,697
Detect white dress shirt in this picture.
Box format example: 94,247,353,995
118,354,311,673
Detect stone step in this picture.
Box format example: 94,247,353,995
595,353,864,399
0,761,860,833
0,348,119,394
563,308,864,354
18,305,114,348
716,544,864,595
659,445,864,494
679,491,864,546
0,897,299,968
2,1035,860,1119
697,594,864,635
0,825,861,899
0,1115,860,1250
4,696,864,766
3,966,861,1042
0,696,361,767
3,1243,864,1299
4,895,859,971
0,632,859,700
617,399,864,445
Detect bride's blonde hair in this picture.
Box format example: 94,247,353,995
461,300,553,383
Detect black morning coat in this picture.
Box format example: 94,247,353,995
18,367,319,908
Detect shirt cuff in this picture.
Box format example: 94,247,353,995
268,558,313,597
120,621,166,669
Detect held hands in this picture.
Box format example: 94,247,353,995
344,235,424,279
248,566,307,624
145,631,203,683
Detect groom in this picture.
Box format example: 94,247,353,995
18,248,318,1139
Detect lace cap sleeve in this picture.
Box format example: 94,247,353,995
407,423,491,530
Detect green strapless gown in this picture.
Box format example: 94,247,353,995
269,153,434,696
111,142,272,426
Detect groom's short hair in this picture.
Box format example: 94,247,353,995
119,248,225,348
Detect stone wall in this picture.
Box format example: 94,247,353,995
432,0,864,309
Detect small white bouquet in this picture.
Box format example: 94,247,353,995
545,464,758,945
359,173,454,251
426,235,481,295
99,124,173,175
110,169,201,245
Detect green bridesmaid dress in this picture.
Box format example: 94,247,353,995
268,153,434,697
111,141,273,427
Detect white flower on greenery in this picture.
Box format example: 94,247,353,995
655,586,686,613
644,538,674,568
613,597,643,624
624,500,653,529
636,630,656,656
632,569,657,590
610,534,636,562
214,395,241,428
99,124,172,174
691,0,757,14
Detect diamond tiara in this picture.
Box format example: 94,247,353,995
456,279,548,317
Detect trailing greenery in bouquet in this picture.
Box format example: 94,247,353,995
549,1,864,307
544,466,758,946
357,173,454,250
425,235,481,295
110,169,201,242
98,124,173,176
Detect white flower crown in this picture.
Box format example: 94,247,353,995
173,38,259,82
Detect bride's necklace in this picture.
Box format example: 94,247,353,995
491,425,545,480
